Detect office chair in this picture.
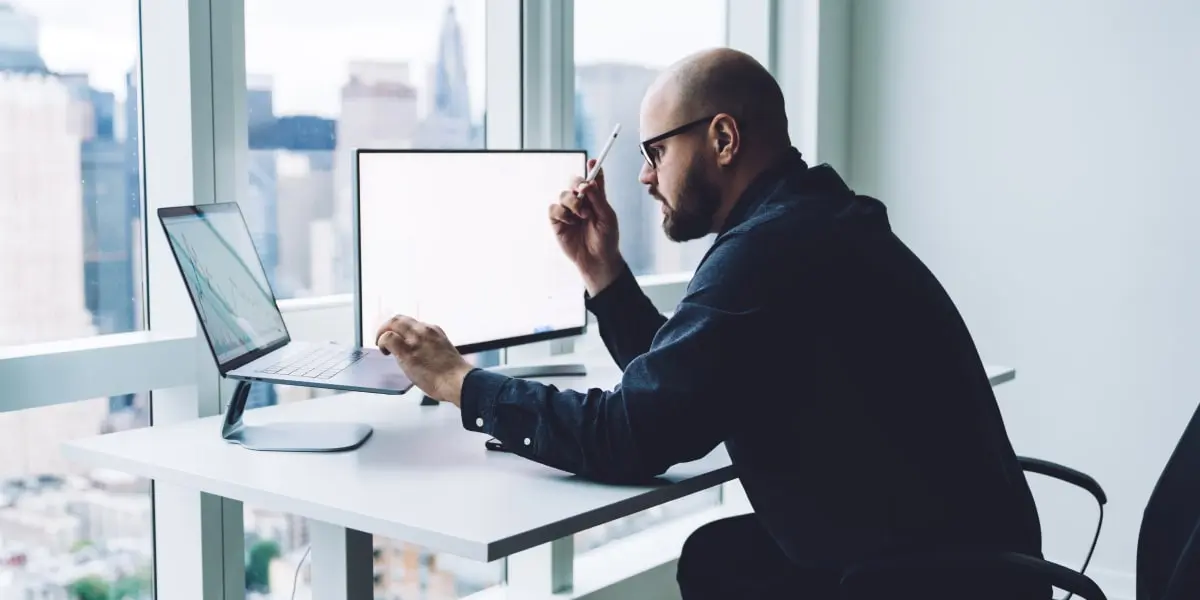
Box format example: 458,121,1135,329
839,399,1200,600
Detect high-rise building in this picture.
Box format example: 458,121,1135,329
275,149,334,298
0,1,44,75
246,73,275,130
417,3,477,149
331,61,419,294
0,79,93,345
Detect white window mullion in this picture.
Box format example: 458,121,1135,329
487,0,524,150
140,0,245,596
772,0,852,172
726,0,776,69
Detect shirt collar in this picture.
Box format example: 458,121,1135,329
719,147,808,235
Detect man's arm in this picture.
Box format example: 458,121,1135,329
459,234,771,482
586,264,668,370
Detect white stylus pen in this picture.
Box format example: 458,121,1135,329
580,123,621,190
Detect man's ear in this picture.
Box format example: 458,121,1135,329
712,113,740,166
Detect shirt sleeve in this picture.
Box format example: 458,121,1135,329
458,233,771,483
584,263,668,370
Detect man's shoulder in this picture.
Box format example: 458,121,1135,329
721,167,885,252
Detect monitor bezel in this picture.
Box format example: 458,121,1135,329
157,203,293,375
352,148,590,356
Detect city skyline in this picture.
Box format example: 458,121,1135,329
21,0,726,124
0,0,728,596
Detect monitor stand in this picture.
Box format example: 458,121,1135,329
418,362,589,405
222,380,373,452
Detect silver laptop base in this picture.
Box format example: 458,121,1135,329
222,381,373,452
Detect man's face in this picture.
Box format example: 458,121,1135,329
639,100,722,242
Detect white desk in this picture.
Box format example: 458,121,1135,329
63,357,1017,599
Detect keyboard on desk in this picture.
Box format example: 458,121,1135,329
258,347,366,380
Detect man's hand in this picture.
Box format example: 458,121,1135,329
550,158,626,296
375,315,474,407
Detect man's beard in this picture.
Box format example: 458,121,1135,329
656,162,720,242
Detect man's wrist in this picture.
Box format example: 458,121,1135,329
582,254,626,297
439,362,475,408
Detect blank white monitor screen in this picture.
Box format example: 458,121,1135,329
356,150,587,352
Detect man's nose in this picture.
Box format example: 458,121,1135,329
638,161,655,185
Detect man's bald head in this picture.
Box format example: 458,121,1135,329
645,48,790,151
636,48,795,243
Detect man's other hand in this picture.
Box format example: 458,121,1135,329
375,315,474,406
550,158,625,296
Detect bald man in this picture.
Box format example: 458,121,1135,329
376,49,1046,599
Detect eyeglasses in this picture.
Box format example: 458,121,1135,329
638,115,717,169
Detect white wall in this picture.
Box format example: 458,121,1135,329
848,0,1200,596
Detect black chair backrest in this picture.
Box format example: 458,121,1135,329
1137,401,1200,600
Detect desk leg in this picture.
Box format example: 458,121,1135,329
309,521,373,600
507,536,574,597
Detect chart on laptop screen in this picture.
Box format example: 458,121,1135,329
356,151,586,350
163,210,288,364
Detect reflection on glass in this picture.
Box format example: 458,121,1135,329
241,2,499,597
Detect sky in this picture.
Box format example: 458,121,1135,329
19,0,727,119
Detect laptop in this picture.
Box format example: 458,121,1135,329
158,202,414,395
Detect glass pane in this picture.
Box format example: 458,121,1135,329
573,0,727,277
242,0,486,303
0,397,153,598
0,0,145,347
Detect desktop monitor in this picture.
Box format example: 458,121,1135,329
353,149,588,365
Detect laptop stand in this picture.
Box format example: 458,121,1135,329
221,380,373,452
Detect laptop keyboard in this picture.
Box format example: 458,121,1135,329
258,347,366,380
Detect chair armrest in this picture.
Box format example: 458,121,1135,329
1019,456,1107,505
840,550,1108,600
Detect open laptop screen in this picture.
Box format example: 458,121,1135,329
159,203,290,370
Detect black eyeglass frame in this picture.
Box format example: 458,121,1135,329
638,114,719,169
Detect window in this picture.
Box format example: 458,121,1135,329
573,0,727,277
241,2,496,597
242,0,486,302
0,397,154,599
0,0,144,348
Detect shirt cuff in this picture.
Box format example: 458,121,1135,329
584,263,639,319
459,368,509,434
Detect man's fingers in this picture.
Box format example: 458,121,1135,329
376,314,417,349
555,191,588,220
378,331,402,356
587,159,605,186
576,178,613,217
549,204,576,232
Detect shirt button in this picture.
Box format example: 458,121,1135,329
523,438,531,446
475,417,484,428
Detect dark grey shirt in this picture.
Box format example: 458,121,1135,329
460,148,1042,566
